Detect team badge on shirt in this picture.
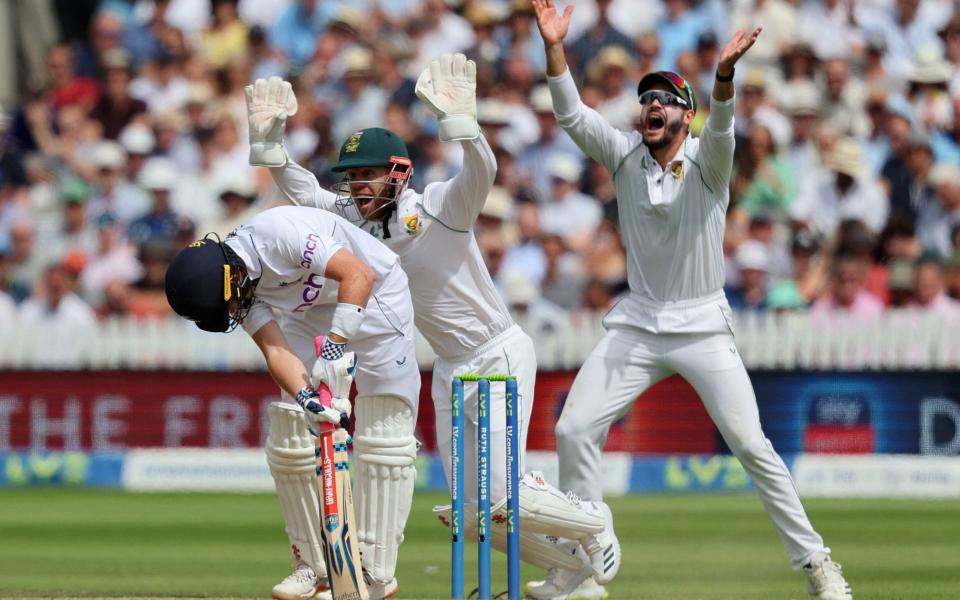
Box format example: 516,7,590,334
403,213,422,236
670,161,684,180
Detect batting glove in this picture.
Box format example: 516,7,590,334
311,340,356,420
415,53,479,142
244,76,298,167
295,386,348,428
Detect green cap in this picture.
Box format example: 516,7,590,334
62,178,92,204
637,71,697,113
766,280,807,310
332,127,409,172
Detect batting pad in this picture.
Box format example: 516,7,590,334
265,402,328,579
433,504,584,571
353,395,418,584
518,471,605,539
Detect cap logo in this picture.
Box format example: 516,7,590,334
189,240,204,248
344,131,363,153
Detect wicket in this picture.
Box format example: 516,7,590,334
451,374,521,600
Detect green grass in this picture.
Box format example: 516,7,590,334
0,489,957,598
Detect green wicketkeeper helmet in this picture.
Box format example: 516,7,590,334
332,127,410,172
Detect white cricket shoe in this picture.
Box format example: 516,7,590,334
271,561,331,600
526,575,608,600
579,502,621,584
363,570,398,599
804,554,852,600
524,559,594,600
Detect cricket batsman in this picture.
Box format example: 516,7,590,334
530,1,853,599
164,204,420,600
244,54,613,589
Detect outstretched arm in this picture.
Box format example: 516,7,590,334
533,0,631,172
416,53,497,229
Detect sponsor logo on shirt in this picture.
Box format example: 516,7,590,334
293,272,325,312
301,233,320,269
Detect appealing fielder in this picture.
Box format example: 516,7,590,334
244,55,613,589
531,1,853,599
164,205,420,600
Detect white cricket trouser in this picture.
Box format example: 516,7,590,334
432,324,536,505
556,326,830,569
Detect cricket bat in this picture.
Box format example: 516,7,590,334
314,337,368,600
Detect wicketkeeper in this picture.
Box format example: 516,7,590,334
244,54,614,589
164,204,420,600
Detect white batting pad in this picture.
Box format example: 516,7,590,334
353,395,418,584
265,402,327,579
518,471,605,538
433,504,584,571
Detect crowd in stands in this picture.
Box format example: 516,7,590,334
1,0,959,332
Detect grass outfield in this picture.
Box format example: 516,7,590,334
0,489,957,599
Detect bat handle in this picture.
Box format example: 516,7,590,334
314,336,351,431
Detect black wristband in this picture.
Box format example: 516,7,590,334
716,68,735,82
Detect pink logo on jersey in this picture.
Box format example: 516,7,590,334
301,233,320,269
293,272,325,312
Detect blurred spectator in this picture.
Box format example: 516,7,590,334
811,255,884,318
582,278,617,311
330,47,388,145
732,123,796,224
501,268,569,342
887,258,916,307
820,56,869,138
878,215,925,265
582,211,627,295
917,163,960,255
41,178,98,261
943,254,960,300
129,238,175,317
691,31,719,103
654,0,705,73
122,0,172,68
941,16,960,91
586,46,637,132
796,0,861,61
479,227,507,283
859,0,944,82
782,80,822,176
205,173,259,237
269,0,334,68
74,10,125,77
19,262,97,329
6,219,42,302
905,50,954,133
200,0,250,69
118,123,156,181
541,233,586,310
130,52,190,115
731,0,796,75
911,252,960,315
568,0,634,75
733,69,790,148
501,200,545,284
539,154,601,253
790,230,829,303
476,185,516,242
862,86,891,175
726,240,770,311
80,212,143,306
791,137,889,238
518,84,583,197
766,279,808,313
87,141,150,225
91,49,149,140
128,158,181,244
45,43,99,111
780,41,818,85
410,0,474,75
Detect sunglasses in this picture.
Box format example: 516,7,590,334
639,90,689,108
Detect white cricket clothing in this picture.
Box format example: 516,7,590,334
270,136,513,359
227,205,420,407
548,69,832,570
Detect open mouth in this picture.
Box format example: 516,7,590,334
645,112,666,133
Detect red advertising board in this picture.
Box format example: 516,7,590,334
0,371,716,453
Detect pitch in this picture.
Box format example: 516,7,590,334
1,489,956,599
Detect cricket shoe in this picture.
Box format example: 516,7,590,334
526,576,608,600
271,561,331,600
804,553,852,600
524,545,594,600
579,502,621,584
363,570,398,599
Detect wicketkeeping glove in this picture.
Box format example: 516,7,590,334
415,53,479,142
244,76,298,167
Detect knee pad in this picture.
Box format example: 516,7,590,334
353,395,418,583
265,402,327,579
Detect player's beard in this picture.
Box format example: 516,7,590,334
644,114,684,151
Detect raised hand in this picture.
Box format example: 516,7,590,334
532,0,573,46
718,27,763,74
244,76,298,167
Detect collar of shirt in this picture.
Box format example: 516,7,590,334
639,136,689,175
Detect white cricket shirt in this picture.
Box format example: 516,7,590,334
271,136,514,359
549,69,738,334
225,205,405,337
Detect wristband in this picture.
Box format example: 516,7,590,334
716,68,735,82
330,302,365,340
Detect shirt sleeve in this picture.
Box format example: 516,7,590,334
241,299,275,336
420,134,497,231
697,96,736,196
269,159,339,211
547,69,632,174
